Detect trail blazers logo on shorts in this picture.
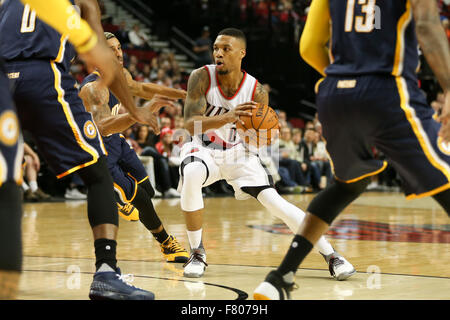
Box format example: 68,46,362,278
83,120,97,139
0,110,19,146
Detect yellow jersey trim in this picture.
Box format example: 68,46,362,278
396,77,450,182
392,1,412,76
406,182,450,200
334,161,388,184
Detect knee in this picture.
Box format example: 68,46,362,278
139,179,155,199
78,156,110,186
181,161,207,190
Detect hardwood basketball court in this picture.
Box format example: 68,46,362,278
17,192,450,300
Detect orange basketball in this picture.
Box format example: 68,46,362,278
236,104,280,147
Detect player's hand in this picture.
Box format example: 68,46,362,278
78,41,119,88
137,95,177,134
226,101,258,125
438,92,450,143
142,95,177,114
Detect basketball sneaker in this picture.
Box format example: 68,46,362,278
89,266,155,300
253,270,297,300
183,248,207,278
322,251,356,281
160,235,189,263
117,203,139,221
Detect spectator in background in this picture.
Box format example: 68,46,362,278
152,127,181,198
277,127,306,194
311,129,332,189
193,26,213,68
122,127,141,154
135,125,157,150
116,21,130,48
291,128,315,191
302,127,321,191
22,143,51,202
128,24,150,50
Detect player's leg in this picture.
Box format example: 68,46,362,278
9,60,154,300
254,75,385,299
181,160,208,277
239,155,355,281
117,137,188,261
432,189,450,217
0,78,23,299
179,145,220,278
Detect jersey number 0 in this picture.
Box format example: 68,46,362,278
20,4,36,33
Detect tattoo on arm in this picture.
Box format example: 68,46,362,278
80,82,111,123
184,68,209,121
252,82,269,106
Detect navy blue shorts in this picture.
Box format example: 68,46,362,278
105,134,148,203
0,66,23,186
316,75,450,199
5,60,107,179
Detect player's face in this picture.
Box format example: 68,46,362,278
107,37,124,66
213,35,246,75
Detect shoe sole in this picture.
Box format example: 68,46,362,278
166,255,189,263
253,293,271,300
89,290,155,300
335,268,356,281
183,272,204,278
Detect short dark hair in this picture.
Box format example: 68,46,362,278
217,28,246,48
104,32,116,40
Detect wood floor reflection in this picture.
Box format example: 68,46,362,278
18,192,450,300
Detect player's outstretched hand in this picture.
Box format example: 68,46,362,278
438,92,450,143
138,95,177,134
226,101,257,125
79,40,119,88
143,95,177,114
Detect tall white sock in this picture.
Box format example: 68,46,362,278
29,181,38,193
257,188,334,255
186,228,203,250
22,181,29,191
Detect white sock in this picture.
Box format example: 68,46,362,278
29,181,38,193
97,263,115,273
22,181,29,191
186,229,203,250
257,188,334,255
316,237,334,256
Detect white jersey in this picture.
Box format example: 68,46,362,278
193,64,258,149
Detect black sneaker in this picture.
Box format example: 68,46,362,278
253,270,296,300
89,268,155,300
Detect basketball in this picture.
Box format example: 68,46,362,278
236,103,280,147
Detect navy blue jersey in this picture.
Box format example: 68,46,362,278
0,0,76,71
326,0,419,81
80,72,123,161
81,72,120,114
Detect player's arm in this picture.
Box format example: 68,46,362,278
75,0,161,131
252,82,269,106
410,0,450,142
123,69,187,101
299,0,331,76
183,68,256,135
79,81,135,136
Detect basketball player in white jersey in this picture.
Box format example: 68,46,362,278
180,28,355,279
